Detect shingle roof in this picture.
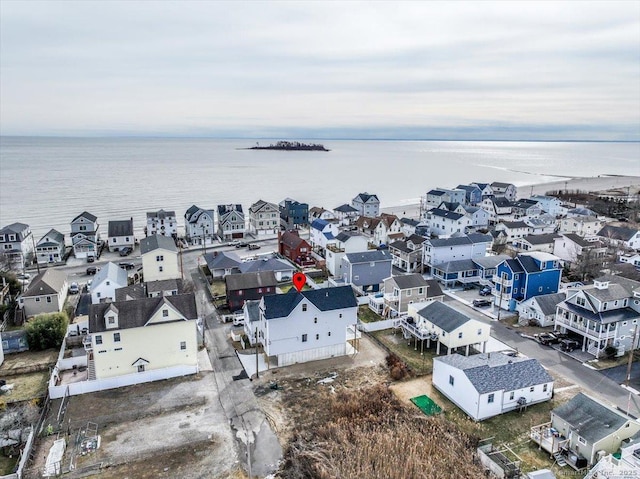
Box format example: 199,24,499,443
140,234,177,254
217,204,243,216
521,234,558,245
597,225,639,241
263,286,357,320
334,204,358,213
436,353,553,394
416,301,471,333
0,223,30,239
345,250,391,264
532,292,566,316
311,219,330,231
473,254,511,269
93,262,128,289
146,279,183,295
491,182,514,189
146,209,175,219
115,284,146,302
428,234,492,248
392,274,428,290
225,271,277,291
72,211,97,223
108,219,134,237
335,231,360,242
434,259,477,273
500,221,529,229
354,193,379,203
428,208,464,221
249,200,277,214
89,293,197,333
238,258,295,274
552,393,629,443
425,279,444,298
23,269,67,297
244,300,261,322
427,189,446,196
400,218,420,227
492,197,513,207
280,231,309,250
204,251,242,271
563,233,591,247
37,229,65,246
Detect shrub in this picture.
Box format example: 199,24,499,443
24,312,69,350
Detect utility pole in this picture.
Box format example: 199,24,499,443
30,232,40,274
625,322,639,416
255,330,259,379
496,272,506,322
202,224,206,255
179,242,184,279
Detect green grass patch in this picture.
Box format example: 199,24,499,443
357,305,383,323
0,370,49,406
370,330,433,375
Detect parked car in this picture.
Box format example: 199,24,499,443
560,338,580,352
119,247,132,257
119,262,135,270
536,333,559,345
248,244,261,250
86,266,98,275
86,280,92,292
473,299,492,308
87,255,95,263
69,282,80,294
479,286,492,296
230,240,240,246
235,242,249,248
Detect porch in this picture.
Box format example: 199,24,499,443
530,422,569,455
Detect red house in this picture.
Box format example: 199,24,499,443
279,231,314,266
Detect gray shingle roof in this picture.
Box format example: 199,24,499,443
500,221,529,229
354,193,379,203
204,251,242,271
225,271,277,291
238,258,295,274
345,250,391,264
391,274,428,290
436,352,553,394
416,301,471,332
0,223,30,240
93,262,129,289
428,208,464,221
146,209,175,219
428,233,492,248
23,269,67,297
37,229,65,246
521,234,559,245
334,204,358,213
531,292,566,316
140,234,177,254
115,284,146,302
108,219,134,237
263,286,356,320
425,280,444,298
473,254,511,269
146,279,183,295
434,259,477,274
597,225,638,241
89,293,197,333
72,211,97,223
553,393,629,443
244,300,261,322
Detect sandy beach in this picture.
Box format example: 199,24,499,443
381,175,640,220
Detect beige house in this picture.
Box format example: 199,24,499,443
248,200,280,235
374,274,443,317
140,235,180,282
87,293,199,380
19,269,68,318
402,301,490,355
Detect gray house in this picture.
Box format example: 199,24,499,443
36,229,66,265
0,222,34,269
351,193,380,218
70,211,100,259
341,250,392,293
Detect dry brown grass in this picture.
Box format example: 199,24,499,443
280,384,485,479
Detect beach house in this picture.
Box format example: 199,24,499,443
70,211,100,260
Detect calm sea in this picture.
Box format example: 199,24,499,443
1,137,638,240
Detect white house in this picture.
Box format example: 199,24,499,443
87,293,199,380
553,233,608,268
559,216,606,236
351,193,380,217
217,204,246,240
91,262,129,304
19,269,68,318
529,195,566,217
325,231,369,277
491,182,518,201
140,235,180,282
184,205,216,246
433,352,553,421
35,229,66,265
515,292,566,327
422,233,493,272
596,225,640,250
373,214,403,246
0,222,34,270
332,204,359,226
70,211,100,260
513,234,559,254
480,197,513,224
146,209,177,238
388,234,427,273
256,286,358,367
619,252,640,268
310,219,339,252
425,208,472,238
424,188,466,208
309,206,336,222
107,219,135,252
495,221,532,242
378,275,444,317
248,200,280,235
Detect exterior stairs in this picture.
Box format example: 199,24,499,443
87,359,96,380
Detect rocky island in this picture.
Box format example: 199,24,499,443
246,141,330,151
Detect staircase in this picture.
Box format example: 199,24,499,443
553,452,567,467
87,359,96,380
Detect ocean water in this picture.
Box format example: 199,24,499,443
0,137,638,240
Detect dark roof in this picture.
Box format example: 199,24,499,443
400,218,420,227
335,231,360,242
249,200,277,213
553,393,629,443
492,197,513,207
280,231,309,250
263,286,357,320
439,202,461,212
491,182,514,189
559,301,639,325
437,353,553,394
521,234,558,245
72,211,97,223
334,204,358,213
392,274,428,290
434,259,477,274
597,225,639,241
23,269,67,297
238,258,295,274
0,222,30,239
311,219,330,231
500,221,529,229
427,189,446,196
217,204,243,215
416,301,471,333
456,184,481,193
354,192,379,203
140,234,177,254
244,300,261,322
517,254,543,273
225,271,278,291
563,233,591,247
146,279,183,295
505,258,525,273
89,293,197,333
37,229,65,246
344,250,391,264
428,233,492,248
146,209,175,219
108,219,134,237
428,209,464,221
532,292,566,316
115,284,146,302
425,279,444,298
204,251,242,270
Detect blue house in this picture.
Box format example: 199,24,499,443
279,198,309,228
341,250,393,294
494,252,562,311
456,184,483,205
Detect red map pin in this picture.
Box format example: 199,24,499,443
292,272,306,292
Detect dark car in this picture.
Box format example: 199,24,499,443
536,333,559,345
479,286,492,296
235,242,249,248
560,338,580,352
86,266,97,275
118,262,135,270
87,256,95,263
248,244,261,250
473,299,492,308
119,247,132,257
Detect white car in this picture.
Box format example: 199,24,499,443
86,280,92,292
69,282,80,294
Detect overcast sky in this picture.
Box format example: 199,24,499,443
1,1,639,140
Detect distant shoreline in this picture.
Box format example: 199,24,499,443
381,174,640,219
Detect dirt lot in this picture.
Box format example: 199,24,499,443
24,372,239,479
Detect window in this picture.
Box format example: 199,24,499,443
543,384,548,392
180,341,186,350
316,334,319,340
162,309,168,317
449,375,454,386
156,255,164,261
114,333,121,342
159,266,163,272
418,287,424,295
97,292,101,298
477,328,482,335
509,391,514,400
106,281,110,286
577,297,585,306
458,332,463,339
302,334,308,342
488,393,495,403
314,317,317,323
578,436,586,445
35,297,40,302
138,364,145,373
530,386,535,392
328,331,331,337
95,335,103,345
46,296,52,303
339,314,342,318
538,287,543,293
302,303,307,312
112,238,116,243
108,316,115,324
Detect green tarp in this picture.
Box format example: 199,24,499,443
410,395,442,416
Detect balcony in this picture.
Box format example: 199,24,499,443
555,315,616,340
492,275,512,287
326,244,345,253
530,422,568,454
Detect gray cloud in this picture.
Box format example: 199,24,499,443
1,1,638,139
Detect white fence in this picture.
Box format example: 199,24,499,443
358,319,397,332
49,364,198,399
